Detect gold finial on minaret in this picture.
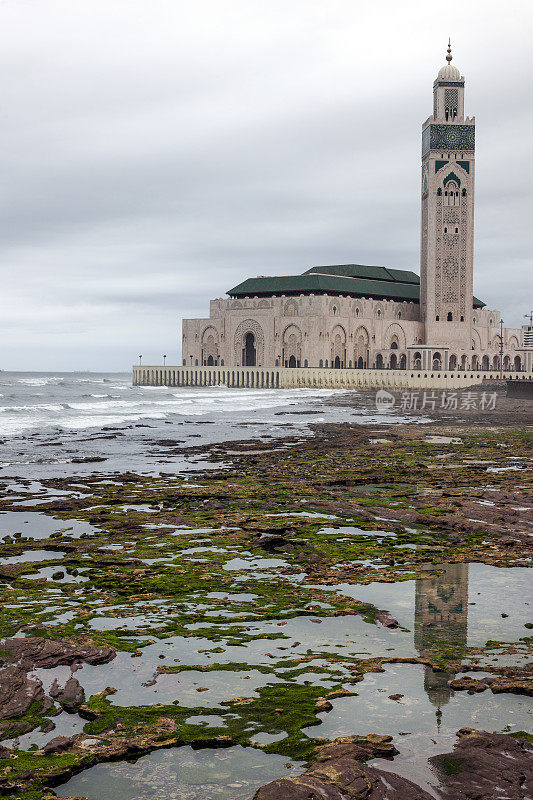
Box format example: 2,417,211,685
446,38,453,63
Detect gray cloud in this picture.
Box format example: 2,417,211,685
1,0,532,370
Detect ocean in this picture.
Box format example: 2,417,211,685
0,371,406,480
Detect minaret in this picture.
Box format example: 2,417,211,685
420,42,475,351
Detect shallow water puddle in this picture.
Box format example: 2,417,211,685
5,710,86,751
54,745,304,800
1,548,66,564
22,566,89,583
314,662,533,796
335,562,533,648
0,510,96,541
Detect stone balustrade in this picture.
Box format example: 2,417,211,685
132,365,533,390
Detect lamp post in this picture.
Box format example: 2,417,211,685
500,319,504,380
163,354,166,367
139,355,142,366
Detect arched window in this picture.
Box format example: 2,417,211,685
319,359,323,368
462,188,467,196
437,188,442,196
436,315,440,321
447,312,453,321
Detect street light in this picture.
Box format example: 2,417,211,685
139,355,142,366
163,354,167,366
500,319,504,380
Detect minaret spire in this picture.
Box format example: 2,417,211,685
446,38,452,63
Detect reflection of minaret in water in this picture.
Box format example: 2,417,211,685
414,562,469,727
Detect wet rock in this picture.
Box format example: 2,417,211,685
50,677,85,712
490,677,533,697
42,735,77,754
254,735,432,800
0,745,11,758
388,693,404,701
0,665,44,718
0,637,116,670
448,677,488,693
430,729,533,799
375,610,399,628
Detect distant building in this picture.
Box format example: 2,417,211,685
523,325,533,349
182,44,527,373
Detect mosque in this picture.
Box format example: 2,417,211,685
181,44,527,374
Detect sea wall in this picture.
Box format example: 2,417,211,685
132,365,533,390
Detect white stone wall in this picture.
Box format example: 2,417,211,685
181,294,528,372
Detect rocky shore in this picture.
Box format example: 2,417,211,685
0,384,531,799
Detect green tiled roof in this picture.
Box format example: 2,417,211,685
304,264,420,284
228,263,486,308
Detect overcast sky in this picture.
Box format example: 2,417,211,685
1,0,532,371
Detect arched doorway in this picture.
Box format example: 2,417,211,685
449,354,457,370
334,356,341,369
413,352,422,369
503,355,511,371
288,355,297,368
514,355,522,371
390,353,398,369
482,355,490,370
207,355,214,366
244,332,256,366
357,357,364,369
492,355,500,370
432,352,442,370
376,354,384,369
399,354,406,369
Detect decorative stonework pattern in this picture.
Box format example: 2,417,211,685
444,88,458,109
233,319,265,364
423,124,475,155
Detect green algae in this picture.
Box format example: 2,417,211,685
0,423,532,796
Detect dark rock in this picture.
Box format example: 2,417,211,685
0,637,116,670
42,735,77,754
430,729,533,799
375,610,399,628
254,735,430,800
490,677,533,696
0,745,11,758
0,665,44,719
50,677,85,712
448,677,488,693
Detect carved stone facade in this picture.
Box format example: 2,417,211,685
181,46,528,373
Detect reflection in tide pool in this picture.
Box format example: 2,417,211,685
315,561,533,794
55,745,304,800
315,662,532,796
